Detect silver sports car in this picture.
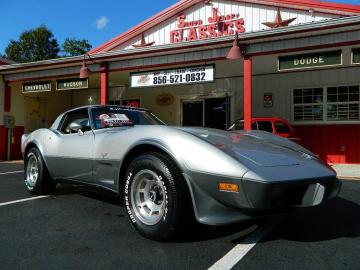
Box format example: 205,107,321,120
21,105,341,240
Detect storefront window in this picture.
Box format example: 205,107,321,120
327,86,360,121
293,88,324,121
293,86,360,122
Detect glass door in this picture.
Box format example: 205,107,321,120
182,100,204,127
205,97,229,130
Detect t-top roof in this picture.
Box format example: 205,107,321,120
89,0,360,54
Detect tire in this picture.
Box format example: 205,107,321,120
24,147,56,195
123,152,192,241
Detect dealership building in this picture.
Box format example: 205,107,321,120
1,0,360,163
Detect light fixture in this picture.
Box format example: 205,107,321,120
79,53,95,79
309,8,315,17
226,33,243,60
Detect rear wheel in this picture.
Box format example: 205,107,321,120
24,148,56,195
123,152,192,241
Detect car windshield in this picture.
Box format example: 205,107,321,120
91,107,164,130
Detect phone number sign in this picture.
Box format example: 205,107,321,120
131,65,214,88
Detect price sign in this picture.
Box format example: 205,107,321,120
131,65,214,88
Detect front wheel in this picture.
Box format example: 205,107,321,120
24,148,56,195
123,152,192,241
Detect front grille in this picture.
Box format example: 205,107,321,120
270,185,308,207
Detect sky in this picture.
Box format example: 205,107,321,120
0,0,359,55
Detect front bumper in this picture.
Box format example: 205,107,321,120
242,177,341,210
183,171,341,226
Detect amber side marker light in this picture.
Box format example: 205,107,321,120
218,182,239,193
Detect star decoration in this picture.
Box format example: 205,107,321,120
262,8,296,29
132,34,155,48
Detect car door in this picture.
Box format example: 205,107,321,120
48,108,95,182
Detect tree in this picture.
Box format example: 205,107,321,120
5,25,59,63
62,38,92,57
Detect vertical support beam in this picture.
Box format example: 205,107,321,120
100,63,109,105
243,56,252,131
4,82,11,112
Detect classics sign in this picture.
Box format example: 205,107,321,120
278,51,342,71
170,8,245,43
22,82,51,93
131,65,214,88
56,78,88,90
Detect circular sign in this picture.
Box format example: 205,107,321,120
155,94,175,106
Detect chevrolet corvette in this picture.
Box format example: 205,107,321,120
21,105,341,240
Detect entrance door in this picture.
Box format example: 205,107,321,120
182,101,203,127
182,97,230,130
25,98,48,132
205,98,229,130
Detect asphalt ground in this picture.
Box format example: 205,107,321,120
0,162,359,270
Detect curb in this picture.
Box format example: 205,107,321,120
338,176,360,181
0,160,24,165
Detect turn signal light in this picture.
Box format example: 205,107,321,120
218,182,239,193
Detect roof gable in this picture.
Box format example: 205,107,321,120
89,0,360,54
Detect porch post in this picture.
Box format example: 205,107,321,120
243,56,252,131
100,63,109,105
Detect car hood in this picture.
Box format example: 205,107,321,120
177,127,318,168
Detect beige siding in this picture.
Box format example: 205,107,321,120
251,47,359,123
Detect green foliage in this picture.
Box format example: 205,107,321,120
5,25,60,63
3,25,93,63
62,38,92,57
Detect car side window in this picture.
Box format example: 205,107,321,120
59,109,91,134
256,121,273,133
275,121,291,134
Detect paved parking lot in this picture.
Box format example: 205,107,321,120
1,162,359,270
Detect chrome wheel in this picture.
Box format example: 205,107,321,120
130,169,166,225
25,153,39,189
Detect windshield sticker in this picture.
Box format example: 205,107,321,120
99,113,133,128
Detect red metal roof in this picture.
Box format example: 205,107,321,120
0,58,16,65
89,0,360,54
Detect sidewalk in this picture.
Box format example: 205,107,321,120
332,164,360,180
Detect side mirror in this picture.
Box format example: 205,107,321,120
69,122,83,132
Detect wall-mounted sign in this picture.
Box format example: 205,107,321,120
122,99,140,108
56,78,88,90
3,115,15,128
131,65,214,88
352,48,360,64
278,51,342,71
156,94,175,106
170,8,245,44
263,93,273,108
22,81,51,93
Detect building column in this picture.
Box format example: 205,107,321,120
243,56,252,131
100,63,109,105
4,82,11,112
